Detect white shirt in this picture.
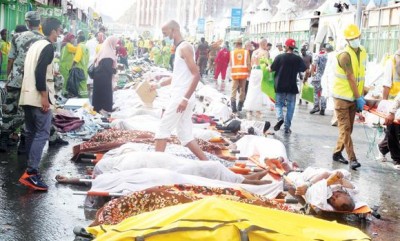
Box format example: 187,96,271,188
171,41,195,99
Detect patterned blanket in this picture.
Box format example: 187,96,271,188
90,184,296,226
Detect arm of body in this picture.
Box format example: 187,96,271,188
150,76,172,91
34,43,54,112
6,36,18,78
386,92,400,125
382,60,394,100
66,42,77,53
72,44,83,65
295,171,331,195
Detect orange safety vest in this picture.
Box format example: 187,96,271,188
230,48,249,80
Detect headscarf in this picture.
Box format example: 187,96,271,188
62,33,75,47
95,36,118,68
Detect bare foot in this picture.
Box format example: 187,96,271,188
243,170,269,180
55,175,81,184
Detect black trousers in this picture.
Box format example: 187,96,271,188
379,124,400,161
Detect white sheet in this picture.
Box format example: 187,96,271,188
235,135,289,163
90,168,283,199
93,151,244,183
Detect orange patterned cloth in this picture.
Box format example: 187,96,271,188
90,184,296,226
72,129,233,161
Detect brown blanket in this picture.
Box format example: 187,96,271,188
90,184,296,226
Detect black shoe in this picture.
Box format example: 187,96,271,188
49,137,69,147
310,107,320,114
332,153,349,164
319,109,325,115
274,119,284,131
350,160,361,170
298,99,302,105
284,128,292,134
263,121,271,133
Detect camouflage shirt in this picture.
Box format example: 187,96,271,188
312,53,328,82
7,30,44,88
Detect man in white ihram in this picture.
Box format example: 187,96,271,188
151,20,208,160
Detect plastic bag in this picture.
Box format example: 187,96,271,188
300,83,314,103
260,62,276,102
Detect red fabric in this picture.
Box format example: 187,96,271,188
214,65,227,80
117,46,128,57
214,48,229,80
191,114,216,125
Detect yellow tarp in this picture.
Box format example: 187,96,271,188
88,197,370,241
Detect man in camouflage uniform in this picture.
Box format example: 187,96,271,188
309,44,329,115
0,11,44,153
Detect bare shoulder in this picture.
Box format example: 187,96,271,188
180,42,194,56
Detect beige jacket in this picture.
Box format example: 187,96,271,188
19,39,55,108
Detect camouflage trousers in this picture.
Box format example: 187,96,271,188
311,81,326,110
1,87,24,133
0,86,6,127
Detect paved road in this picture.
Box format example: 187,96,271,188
1,89,399,240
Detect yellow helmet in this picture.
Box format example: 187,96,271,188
344,24,361,40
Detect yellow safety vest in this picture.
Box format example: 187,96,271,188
230,48,249,80
333,45,367,101
388,56,400,99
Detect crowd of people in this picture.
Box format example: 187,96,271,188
0,12,398,229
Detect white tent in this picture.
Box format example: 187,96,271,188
316,0,355,15
366,0,377,10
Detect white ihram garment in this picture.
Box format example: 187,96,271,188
235,135,289,163
243,69,267,111
155,42,196,145
93,151,244,183
90,168,283,199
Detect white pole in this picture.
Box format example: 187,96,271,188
356,0,362,28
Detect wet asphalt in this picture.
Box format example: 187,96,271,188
1,81,400,241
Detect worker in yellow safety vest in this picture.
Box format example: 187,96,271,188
229,38,250,114
378,49,400,165
332,24,367,170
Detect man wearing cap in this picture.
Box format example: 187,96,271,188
270,39,307,134
332,24,367,170
0,11,44,153
377,49,400,165
229,38,251,114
